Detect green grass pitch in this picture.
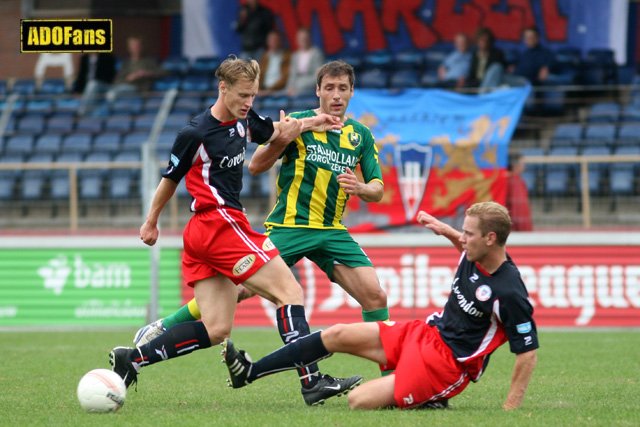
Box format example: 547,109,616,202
1,328,638,426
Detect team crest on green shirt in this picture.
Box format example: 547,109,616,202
348,132,362,147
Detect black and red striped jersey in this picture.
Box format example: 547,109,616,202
162,108,274,212
429,252,539,377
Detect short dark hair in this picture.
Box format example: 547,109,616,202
316,60,355,89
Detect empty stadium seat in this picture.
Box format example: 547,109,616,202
11,79,36,95
519,147,546,195
92,132,122,154
586,102,620,123
545,146,579,196
34,134,63,155
161,56,190,76
21,153,54,200
75,117,104,133
133,114,157,132
46,116,75,133
39,79,67,94
580,146,610,194
50,152,83,199
25,99,54,114
15,116,46,134
362,50,394,71
393,50,424,72
180,75,213,92
0,153,23,200
359,69,389,89
582,124,616,148
4,134,35,155
111,97,144,115
104,114,133,133
173,96,203,114
620,105,640,123
389,69,420,88
550,123,582,147
609,147,638,197
189,56,222,75
121,132,148,150
616,123,640,146
61,133,93,155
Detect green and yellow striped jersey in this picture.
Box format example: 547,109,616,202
264,110,383,230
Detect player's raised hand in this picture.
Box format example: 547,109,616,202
417,210,448,235
307,112,343,132
337,167,361,195
276,109,303,142
140,221,159,246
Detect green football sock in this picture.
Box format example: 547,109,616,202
162,299,200,329
362,307,394,376
361,307,389,322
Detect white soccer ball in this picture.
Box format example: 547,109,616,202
77,369,126,413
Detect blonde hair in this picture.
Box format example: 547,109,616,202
215,56,260,86
465,201,512,246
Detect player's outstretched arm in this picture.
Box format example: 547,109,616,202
140,178,178,246
503,349,537,410
417,210,463,253
337,167,383,202
250,111,343,175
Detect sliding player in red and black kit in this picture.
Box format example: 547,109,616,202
223,202,538,410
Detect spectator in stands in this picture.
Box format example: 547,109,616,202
506,152,533,231
436,32,472,88
464,27,506,90
286,27,325,97
236,0,275,60
73,52,117,115
510,27,554,86
106,36,163,102
258,30,291,96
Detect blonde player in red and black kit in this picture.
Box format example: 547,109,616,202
109,57,362,405
222,202,538,410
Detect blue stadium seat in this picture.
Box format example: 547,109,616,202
92,132,122,154
189,56,222,75
15,116,46,134
359,69,389,89
50,153,83,199
164,114,190,131
389,69,420,88
111,97,143,115
580,146,610,194
582,48,617,85
54,97,81,114
104,114,133,133
609,147,638,197
550,123,582,148
288,95,317,112
620,105,640,123
362,50,394,71
582,124,616,148
61,133,93,155
4,134,35,155
180,75,213,92
586,102,620,123
11,79,36,95
0,153,23,200
172,96,202,114
21,153,54,200
121,132,148,150
393,50,424,72
46,116,75,133
107,151,140,198
39,79,67,94
34,134,63,155
161,56,190,76
75,117,104,133
616,123,640,146
519,147,545,195
551,47,581,81
545,146,579,196
25,99,54,114
336,54,364,73
152,76,181,91
133,114,157,132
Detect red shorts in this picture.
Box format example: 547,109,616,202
378,320,470,409
182,208,279,286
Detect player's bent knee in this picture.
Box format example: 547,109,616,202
347,387,374,410
320,323,349,349
203,324,232,346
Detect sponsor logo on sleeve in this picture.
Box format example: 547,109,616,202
262,238,275,251
170,154,180,167
516,321,532,334
21,19,112,53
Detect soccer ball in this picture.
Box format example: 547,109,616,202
77,369,126,412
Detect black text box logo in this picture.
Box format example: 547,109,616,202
21,19,112,53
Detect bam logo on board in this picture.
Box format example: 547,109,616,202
20,19,112,53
